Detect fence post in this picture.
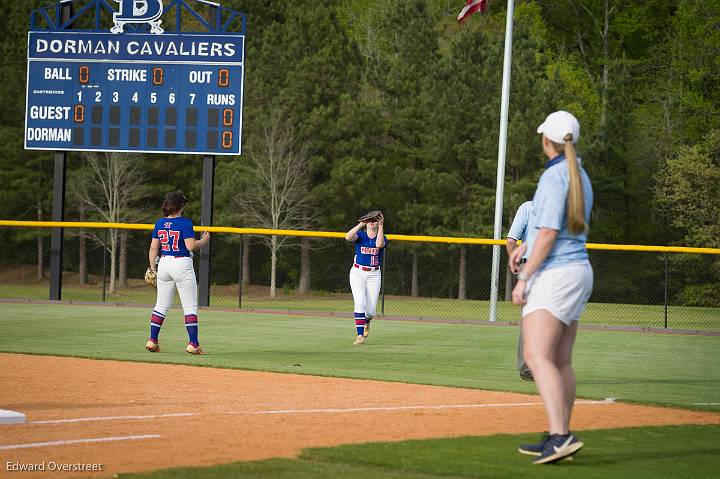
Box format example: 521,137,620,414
380,250,386,316
102,229,108,303
664,252,669,329
238,235,243,309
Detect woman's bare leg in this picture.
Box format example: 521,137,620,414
522,309,567,435
554,321,578,432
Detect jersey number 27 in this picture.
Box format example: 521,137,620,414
158,230,180,252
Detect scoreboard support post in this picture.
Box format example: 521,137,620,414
49,151,67,301
198,154,215,307
198,4,219,308
49,2,72,301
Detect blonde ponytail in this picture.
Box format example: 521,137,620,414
564,133,586,234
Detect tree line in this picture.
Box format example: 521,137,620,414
0,0,718,303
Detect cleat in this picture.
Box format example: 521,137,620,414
146,340,160,352
532,433,584,465
518,432,550,456
185,344,205,355
353,335,365,345
519,369,534,381
363,321,370,338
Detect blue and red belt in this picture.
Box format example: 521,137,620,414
354,263,380,271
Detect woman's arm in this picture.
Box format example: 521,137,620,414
506,238,518,257
149,238,160,270
375,213,385,248
185,231,210,252
508,240,524,274
345,222,364,242
511,228,558,305
519,228,558,278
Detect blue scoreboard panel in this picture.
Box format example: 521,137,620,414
25,31,244,155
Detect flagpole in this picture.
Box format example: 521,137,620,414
489,0,515,322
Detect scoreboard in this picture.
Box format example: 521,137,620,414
25,31,245,155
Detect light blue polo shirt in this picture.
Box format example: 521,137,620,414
508,201,533,260
507,201,533,242
525,155,593,270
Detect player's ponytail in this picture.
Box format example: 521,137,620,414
162,190,187,216
564,133,586,234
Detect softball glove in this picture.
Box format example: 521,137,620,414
358,210,382,223
144,266,157,288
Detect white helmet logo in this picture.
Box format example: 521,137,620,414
111,0,164,35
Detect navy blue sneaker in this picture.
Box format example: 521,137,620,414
518,432,550,456
532,433,584,464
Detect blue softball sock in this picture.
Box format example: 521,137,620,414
150,310,165,341
185,314,199,346
354,312,366,336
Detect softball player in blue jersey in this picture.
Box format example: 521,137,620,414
345,212,387,345
509,111,593,464
145,191,210,355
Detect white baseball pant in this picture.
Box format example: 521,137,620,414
349,267,381,319
154,256,198,316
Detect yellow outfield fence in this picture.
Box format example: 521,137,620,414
1,220,719,254
0,220,718,331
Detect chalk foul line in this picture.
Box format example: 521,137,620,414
30,412,193,425
20,398,617,426
0,434,161,450
230,398,616,415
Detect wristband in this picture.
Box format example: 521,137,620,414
517,271,531,281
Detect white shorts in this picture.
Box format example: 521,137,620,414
522,262,593,326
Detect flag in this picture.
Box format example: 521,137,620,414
457,0,488,23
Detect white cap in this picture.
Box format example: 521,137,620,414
536,110,580,144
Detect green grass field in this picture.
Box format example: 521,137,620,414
1,283,718,330
117,425,720,479
1,303,718,408
2,303,719,478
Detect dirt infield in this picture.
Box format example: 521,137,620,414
1,353,719,478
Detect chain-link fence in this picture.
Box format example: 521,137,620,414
1,226,719,331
